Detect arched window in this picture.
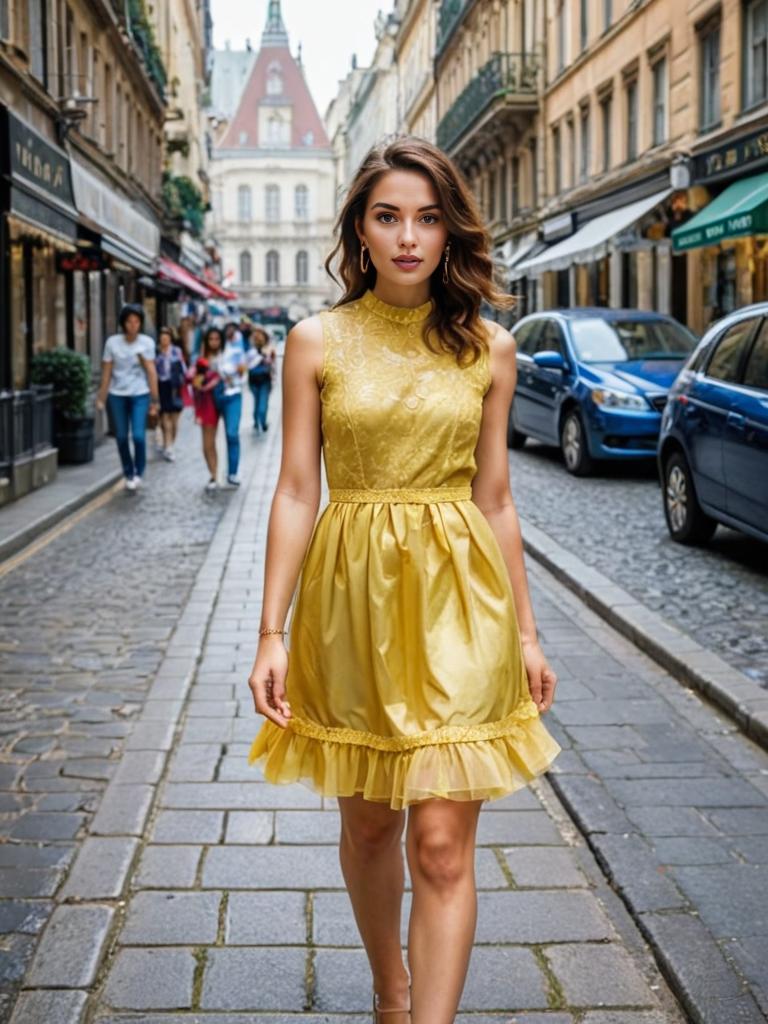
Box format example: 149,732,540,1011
265,184,280,223
267,60,283,96
266,249,280,284
294,184,309,220
296,250,309,284
237,184,251,222
267,111,290,146
239,250,252,284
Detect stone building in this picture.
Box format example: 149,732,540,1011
395,0,438,139
0,0,168,503
208,1,336,321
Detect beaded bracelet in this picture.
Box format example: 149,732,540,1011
259,627,287,636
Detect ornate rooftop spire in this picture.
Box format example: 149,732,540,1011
261,0,289,47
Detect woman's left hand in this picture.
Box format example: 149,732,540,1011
522,639,557,714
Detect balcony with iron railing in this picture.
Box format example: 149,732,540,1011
436,52,539,153
436,0,470,57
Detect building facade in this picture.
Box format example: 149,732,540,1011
0,0,169,503
208,1,336,321
395,0,438,139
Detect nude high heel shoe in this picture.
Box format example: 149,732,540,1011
372,987,411,1023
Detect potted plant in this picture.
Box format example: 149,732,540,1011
30,348,95,464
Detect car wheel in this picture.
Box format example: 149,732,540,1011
560,409,594,476
663,451,717,545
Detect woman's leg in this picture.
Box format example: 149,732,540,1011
257,381,271,430
160,412,173,450
130,394,150,478
170,411,180,444
222,392,242,476
406,799,483,1024
249,383,260,427
107,394,134,479
202,424,218,480
338,795,410,1013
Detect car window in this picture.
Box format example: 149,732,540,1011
513,321,540,355
536,320,565,356
705,318,760,384
743,320,768,390
570,317,696,362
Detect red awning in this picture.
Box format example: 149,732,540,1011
157,257,212,298
205,278,238,301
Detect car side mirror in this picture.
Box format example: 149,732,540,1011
532,350,566,371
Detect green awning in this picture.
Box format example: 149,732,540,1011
672,172,768,251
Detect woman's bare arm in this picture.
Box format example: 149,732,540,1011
248,315,324,727
95,360,112,408
471,322,557,713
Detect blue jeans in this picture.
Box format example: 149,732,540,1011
219,391,242,477
249,378,271,430
107,393,150,479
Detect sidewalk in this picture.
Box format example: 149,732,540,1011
6,391,685,1023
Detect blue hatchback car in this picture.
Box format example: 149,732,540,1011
658,304,768,545
508,309,698,475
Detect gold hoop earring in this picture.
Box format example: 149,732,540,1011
360,244,370,274
442,244,451,285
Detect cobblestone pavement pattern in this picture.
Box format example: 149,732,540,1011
0,413,239,1017
0,382,689,1023
509,442,768,687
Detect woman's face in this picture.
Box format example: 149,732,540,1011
123,313,142,337
357,169,449,293
159,331,172,350
207,331,222,353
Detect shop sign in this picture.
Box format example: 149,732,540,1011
56,249,112,273
694,128,768,182
5,110,76,209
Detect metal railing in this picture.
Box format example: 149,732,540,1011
436,52,539,152
437,0,470,56
0,386,55,476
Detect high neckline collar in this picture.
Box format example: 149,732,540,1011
360,289,433,324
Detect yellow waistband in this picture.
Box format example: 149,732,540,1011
328,486,472,504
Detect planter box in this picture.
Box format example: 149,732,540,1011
55,416,95,465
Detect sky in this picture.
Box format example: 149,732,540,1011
210,0,388,117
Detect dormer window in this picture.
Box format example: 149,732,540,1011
267,61,283,96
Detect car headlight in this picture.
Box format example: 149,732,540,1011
590,387,648,410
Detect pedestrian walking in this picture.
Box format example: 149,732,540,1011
247,327,277,433
155,326,187,462
246,137,561,1022
215,330,247,486
96,303,160,493
189,327,223,493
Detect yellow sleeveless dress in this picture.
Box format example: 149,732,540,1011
247,290,561,808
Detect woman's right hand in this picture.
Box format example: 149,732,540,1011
248,638,292,728
95,395,106,411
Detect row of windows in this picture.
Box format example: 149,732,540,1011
557,1,766,121
237,184,309,222
238,250,310,285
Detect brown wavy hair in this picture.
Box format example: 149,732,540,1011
325,135,513,367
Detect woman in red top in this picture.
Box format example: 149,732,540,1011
189,326,223,492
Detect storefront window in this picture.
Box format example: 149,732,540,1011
10,242,28,391
717,250,737,314
72,272,88,355
32,245,66,356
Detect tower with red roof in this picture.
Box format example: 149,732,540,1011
209,1,337,321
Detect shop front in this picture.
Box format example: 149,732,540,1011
672,132,768,333
516,186,675,314
70,157,161,348
0,105,80,504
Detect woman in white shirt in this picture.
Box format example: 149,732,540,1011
95,304,160,492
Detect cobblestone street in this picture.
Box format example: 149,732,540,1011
509,443,768,688
0,385,767,1023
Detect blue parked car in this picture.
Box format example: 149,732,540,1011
658,304,768,545
508,309,698,475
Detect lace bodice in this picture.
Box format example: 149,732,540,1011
318,290,491,494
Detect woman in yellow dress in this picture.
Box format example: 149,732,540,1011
246,137,561,1023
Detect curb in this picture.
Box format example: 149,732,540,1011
0,467,123,564
520,516,768,752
